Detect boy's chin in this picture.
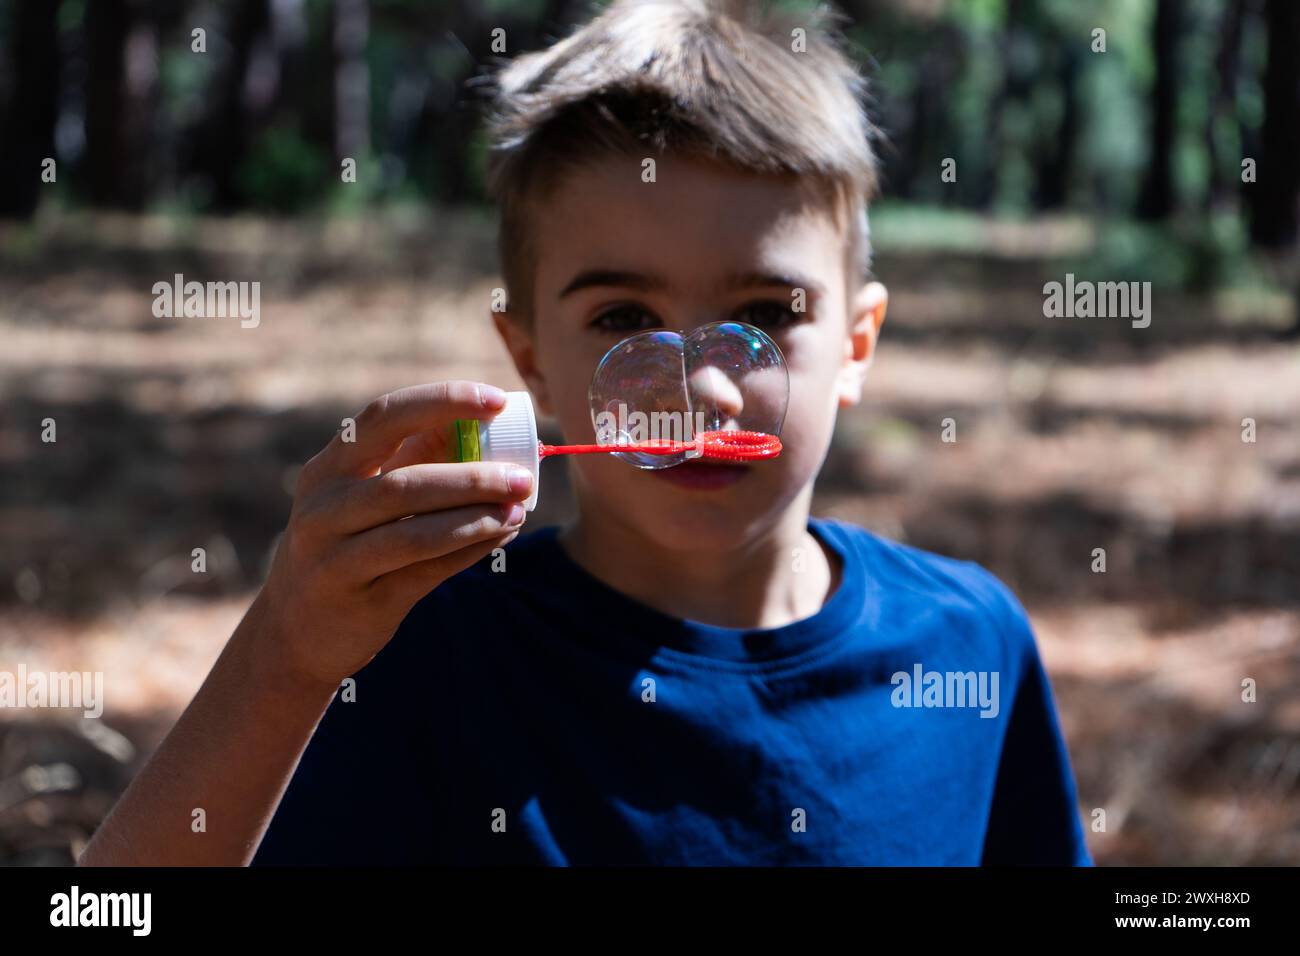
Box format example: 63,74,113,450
600,471,788,551
622,509,757,555
575,455,807,550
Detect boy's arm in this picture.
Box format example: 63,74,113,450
78,593,339,866
78,382,532,866
981,631,1092,866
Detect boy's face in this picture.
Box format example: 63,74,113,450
496,154,887,552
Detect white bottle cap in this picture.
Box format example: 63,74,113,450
479,390,540,511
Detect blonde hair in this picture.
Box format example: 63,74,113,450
486,0,878,316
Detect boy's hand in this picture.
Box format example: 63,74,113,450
257,381,531,689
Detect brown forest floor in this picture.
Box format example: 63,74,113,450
1,209,1298,865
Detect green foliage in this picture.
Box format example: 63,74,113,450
57,0,85,31
235,129,332,214
327,151,385,213
870,203,1000,254
1065,214,1266,293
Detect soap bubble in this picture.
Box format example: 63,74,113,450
588,321,789,469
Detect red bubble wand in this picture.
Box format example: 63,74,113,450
538,430,782,461
454,393,783,512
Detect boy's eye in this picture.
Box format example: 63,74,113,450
589,304,661,334
732,299,805,330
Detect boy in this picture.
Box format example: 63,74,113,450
81,0,1090,866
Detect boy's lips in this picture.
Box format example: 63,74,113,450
648,459,750,490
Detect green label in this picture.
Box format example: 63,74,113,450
453,419,482,462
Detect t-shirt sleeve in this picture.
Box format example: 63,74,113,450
979,582,1092,866
251,619,440,866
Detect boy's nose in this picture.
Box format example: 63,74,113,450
687,365,745,426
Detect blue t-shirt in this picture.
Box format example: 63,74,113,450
252,518,1091,865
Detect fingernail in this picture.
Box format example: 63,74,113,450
504,502,526,526
479,384,507,408
507,468,534,496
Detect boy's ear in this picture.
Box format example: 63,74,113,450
835,281,888,408
491,309,554,415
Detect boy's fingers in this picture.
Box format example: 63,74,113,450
379,426,454,474
367,531,518,609
321,462,534,535
333,503,526,579
322,381,507,479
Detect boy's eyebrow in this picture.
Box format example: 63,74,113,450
557,268,825,299
558,270,665,298
725,270,826,299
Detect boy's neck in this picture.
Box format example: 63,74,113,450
557,498,840,630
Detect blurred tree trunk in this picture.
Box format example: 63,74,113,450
84,0,127,206
263,0,313,132
896,22,962,205
333,0,369,162
1248,0,1300,248
0,0,61,219
1204,0,1245,212
83,0,161,209
295,0,336,163
895,59,930,202
1137,0,1182,220
1035,43,1079,210
193,0,271,210
984,0,1029,211
1293,275,1300,338
118,17,161,208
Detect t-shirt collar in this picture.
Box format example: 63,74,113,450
537,517,869,668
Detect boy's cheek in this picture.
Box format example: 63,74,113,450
785,364,841,425
553,386,599,444
533,337,598,432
